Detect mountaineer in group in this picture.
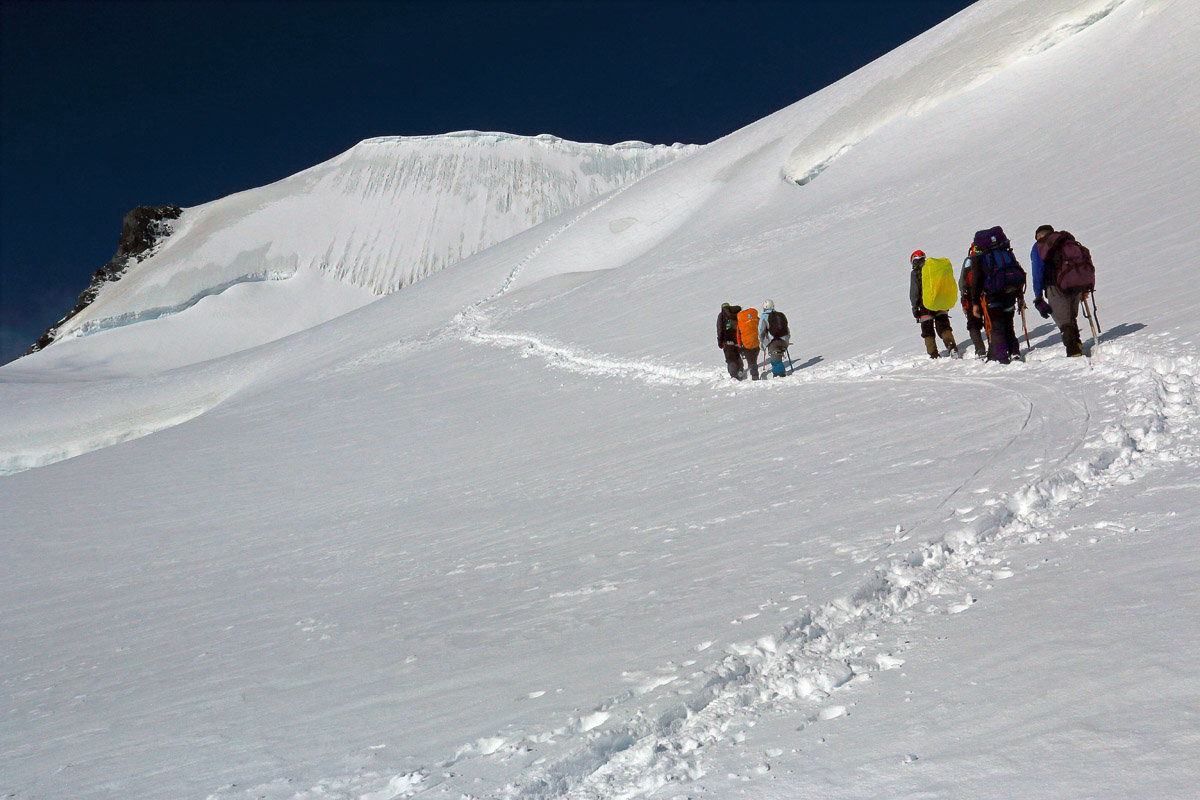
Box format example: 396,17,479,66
909,249,961,358
716,302,745,379
967,226,1026,364
959,245,988,359
1030,224,1097,357
736,305,762,381
757,299,791,377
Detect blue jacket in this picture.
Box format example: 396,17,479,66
1030,242,1047,298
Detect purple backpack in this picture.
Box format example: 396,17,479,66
973,226,1026,297
1038,231,1095,292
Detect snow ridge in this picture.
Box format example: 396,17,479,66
51,132,698,345
784,0,1125,185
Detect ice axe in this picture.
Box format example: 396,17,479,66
1018,300,1032,355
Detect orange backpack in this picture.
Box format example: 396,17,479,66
737,308,760,348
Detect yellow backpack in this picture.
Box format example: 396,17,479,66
921,257,958,311
737,308,760,348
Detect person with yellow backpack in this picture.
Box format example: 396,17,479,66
909,249,961,358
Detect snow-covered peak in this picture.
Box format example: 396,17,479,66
46,131,698,347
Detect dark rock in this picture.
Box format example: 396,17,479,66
28,204,182,353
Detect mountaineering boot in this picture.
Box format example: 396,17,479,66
924,336,940,359
940,331,961,358
1062,323,1084,357
969,328,987,359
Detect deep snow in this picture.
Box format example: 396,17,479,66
2,0,1199,798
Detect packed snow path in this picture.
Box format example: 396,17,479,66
187,325,1198,800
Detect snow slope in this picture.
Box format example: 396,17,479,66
2,0,1199,798
38,132,695,363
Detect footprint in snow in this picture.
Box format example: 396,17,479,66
875,654,905,670
818,705,848,721
949,595,977,613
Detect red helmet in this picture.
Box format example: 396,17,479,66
910,249,926,264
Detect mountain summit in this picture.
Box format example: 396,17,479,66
36,132,696,358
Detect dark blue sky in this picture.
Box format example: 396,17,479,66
0,0,973,363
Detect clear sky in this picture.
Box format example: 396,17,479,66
0,0,973,363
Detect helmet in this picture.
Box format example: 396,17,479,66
910,249,926,265
762,299,774,312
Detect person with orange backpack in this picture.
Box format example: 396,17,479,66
909,249,961,358
736,305,762,380
716,302,745,379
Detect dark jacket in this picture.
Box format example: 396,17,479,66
910,264,935,318
968,255,985,305
968,254,1021,308
959,257,974,305
716,306,741,347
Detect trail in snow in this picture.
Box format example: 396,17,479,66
480,344,1199,800
226,327,1196,800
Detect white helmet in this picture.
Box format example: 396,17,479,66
762,299,775,311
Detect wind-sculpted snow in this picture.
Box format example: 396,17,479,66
784,0,1125,185
47,133,696,346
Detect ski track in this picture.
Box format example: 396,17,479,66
220,324,1196,800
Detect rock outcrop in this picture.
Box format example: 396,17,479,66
29,205,182,353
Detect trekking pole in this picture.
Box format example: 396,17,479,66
1019,304,1032,354
1088,291,1102,334
1081,291,1099,343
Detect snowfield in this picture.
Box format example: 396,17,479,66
2,0,1198,799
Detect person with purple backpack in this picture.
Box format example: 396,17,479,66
1030,224,1094,357
967,226,1026,364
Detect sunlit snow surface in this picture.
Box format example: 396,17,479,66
2,0,1200,798
44,132,695,352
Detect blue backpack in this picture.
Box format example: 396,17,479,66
973,226,1025,297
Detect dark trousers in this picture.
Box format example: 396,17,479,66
742,347,760,380
986,305,1021,364
723,344,744,379
918,312,952,339
963,303,987,357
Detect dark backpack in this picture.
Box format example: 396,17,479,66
720,306,741,343
973,226,1026,297
767,310,789,338
1039,230,1095,292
